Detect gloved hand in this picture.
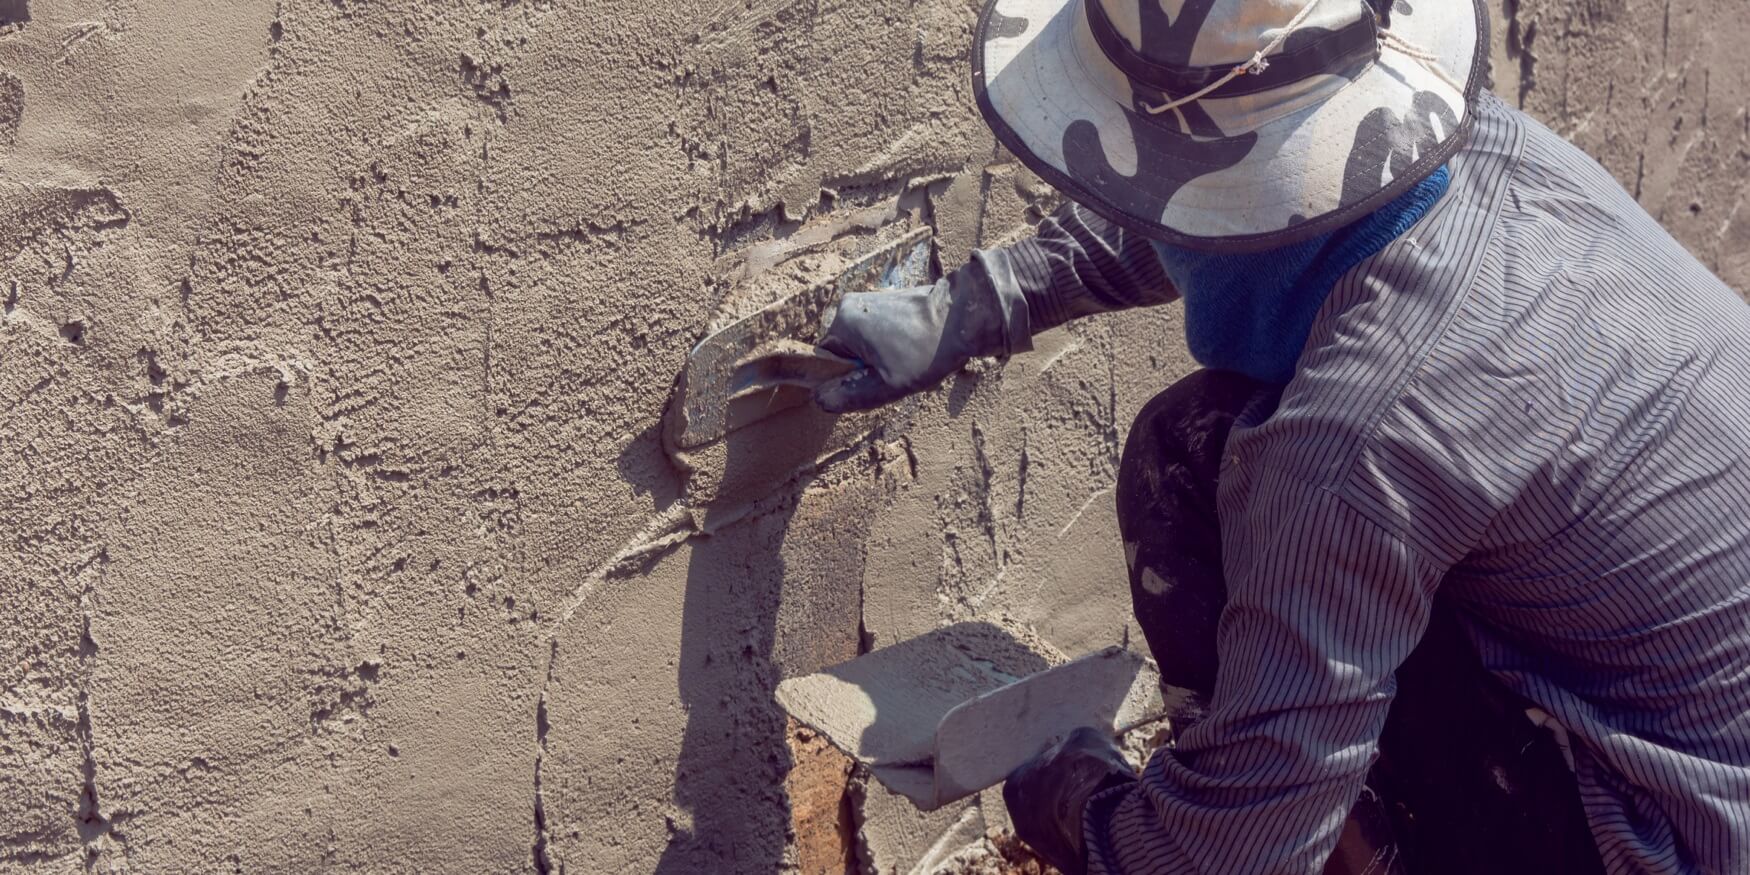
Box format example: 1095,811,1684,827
1002,726,1138,875
814,250,1032,414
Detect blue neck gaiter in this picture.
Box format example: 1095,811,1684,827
1151,166,1452,385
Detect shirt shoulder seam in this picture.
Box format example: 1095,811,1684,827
1241,458,1448,574
1330,104,1532,501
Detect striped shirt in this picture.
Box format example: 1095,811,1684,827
1003,93,1750,874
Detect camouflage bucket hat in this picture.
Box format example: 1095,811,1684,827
972,0,1487,252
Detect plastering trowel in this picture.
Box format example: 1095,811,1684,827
776,622,1166,811
664,226,935,506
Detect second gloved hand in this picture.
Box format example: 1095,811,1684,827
1002,726,1137,875
814,252,1031,414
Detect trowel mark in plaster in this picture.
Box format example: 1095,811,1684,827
1057,487,1113,540
73,548,119,870
529,421,914,866
907,805,987,874
1032,330,1084,374
939,422,1011,611
527,506,712,873
53,21,108,64
714,198,911,289
986,484,1121,622
533,651,554,875
970,423,1001,567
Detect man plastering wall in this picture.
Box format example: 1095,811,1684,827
816,0,1750,872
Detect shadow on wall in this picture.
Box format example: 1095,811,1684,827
613,419,686,512
653,423,836,873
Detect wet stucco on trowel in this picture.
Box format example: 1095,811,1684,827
2,2,1746,873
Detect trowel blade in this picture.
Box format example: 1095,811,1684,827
931,647,1162,807
666,226,933,454
776,625,1165,811
716,340,858,435
774,622,1059,773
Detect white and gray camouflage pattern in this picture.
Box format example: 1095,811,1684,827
972,0,1486,250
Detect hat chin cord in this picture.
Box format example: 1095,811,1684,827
1377,29,1467,93
1141,0,1466,119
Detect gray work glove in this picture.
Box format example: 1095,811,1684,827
813,249,1033,414
1002,726,1138,875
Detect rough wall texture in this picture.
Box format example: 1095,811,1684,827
1489,0,1750,292
1,1,1745,873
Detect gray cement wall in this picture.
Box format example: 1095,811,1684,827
1,2,1745,873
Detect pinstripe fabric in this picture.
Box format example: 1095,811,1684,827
1012,93,1750,874
1008,198,1181,333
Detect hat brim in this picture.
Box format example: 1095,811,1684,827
971,0,1488,252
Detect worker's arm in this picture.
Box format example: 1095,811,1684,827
1006,200,1182,332
814,201,1177,412
1078,472,1443,874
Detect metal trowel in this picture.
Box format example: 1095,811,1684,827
664,227,935,504
775,622,1166,810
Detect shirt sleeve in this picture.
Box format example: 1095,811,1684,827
986,200,1180,335
1084,469,1449,875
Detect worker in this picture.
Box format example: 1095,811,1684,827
812,0,1750,873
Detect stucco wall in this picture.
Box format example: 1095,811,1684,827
1488,0,1750,292
2,1,1745,873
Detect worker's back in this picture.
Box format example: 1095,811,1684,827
1457,102,1750,872
1264,92,1750,872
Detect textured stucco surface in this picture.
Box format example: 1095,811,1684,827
2,1,1746,873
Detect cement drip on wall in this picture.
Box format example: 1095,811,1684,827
2,1,1746,873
